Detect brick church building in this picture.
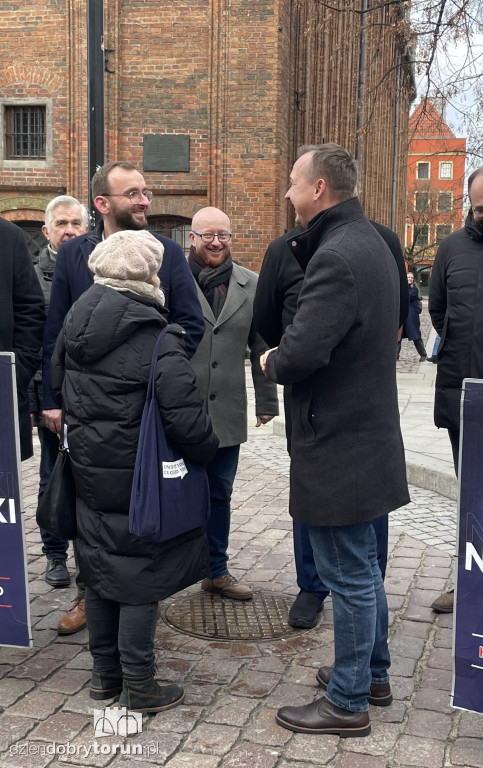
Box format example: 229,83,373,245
0,0,415,268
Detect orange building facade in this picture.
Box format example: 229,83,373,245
406,98,466,285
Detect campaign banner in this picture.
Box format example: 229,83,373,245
452,378,483,713
0,353,32,647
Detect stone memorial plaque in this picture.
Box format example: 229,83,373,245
143,134,190,172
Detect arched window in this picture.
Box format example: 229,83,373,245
148,215,191,257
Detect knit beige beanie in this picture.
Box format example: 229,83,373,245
88,230,164,282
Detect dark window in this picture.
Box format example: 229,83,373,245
435,224,452,244
5,105,46,159
148,215,191,257
415,192,429,212
15,222,47,261
438,192,452,212
415,225,429,247
417,162,430,179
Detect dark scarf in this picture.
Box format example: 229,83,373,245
189,245,233,318
465,209,483,243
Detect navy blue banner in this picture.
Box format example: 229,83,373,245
0,353,32,647
452,378,483,713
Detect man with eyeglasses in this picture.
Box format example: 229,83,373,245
188,207,279,600
429,166,483,615
41,161,205,635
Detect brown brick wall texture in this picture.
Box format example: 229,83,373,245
0,0,413,269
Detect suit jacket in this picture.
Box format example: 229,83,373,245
0,219,45,459
265,198,409,526
41,223,205,409
189,263,279,448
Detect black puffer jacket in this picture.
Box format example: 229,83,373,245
51,283,219,603
429,212,483,431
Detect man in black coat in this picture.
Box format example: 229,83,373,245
0,217,44,461
41,161,205,636
254,212,408,628
428,165,483,615
261,144,409,737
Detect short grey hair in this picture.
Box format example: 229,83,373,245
44,195,89,231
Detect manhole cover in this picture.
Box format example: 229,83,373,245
163,590,301,641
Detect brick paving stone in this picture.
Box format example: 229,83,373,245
458,710,483,737
334,754,388,768
41,670,90,695
184,722,240,755
412,688,452,714
228,670,280,698
284,732,339,764
54,731,126,767
230,643,262,659
0,678,35,707
393,620,431,639
243,707,292,746
340,722,400,755
420,667,453,691
222,743,281,768
148,704,203,733
390,557,422,569
120,730,183,763
192,658,244,686
450,738,483,768
391,675,416,700
0,739,55,768
28,713,89,743
432,627,452,649
7,689,66,720
384,576,414,596
389,635,426,659
204,695,259,726
264,683,317,709
0,714,37,751
404,601,439,623
31,630,60,649
183,682,220,706
394,735,446,767
388,655,418,677
64,651,92,670
405,709,453,740
285,663,321,687
426,647,452,670
369,699,407,723
162,756,222,768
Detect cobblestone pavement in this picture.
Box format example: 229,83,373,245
2,421,481,768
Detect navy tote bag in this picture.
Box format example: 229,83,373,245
129,326,210,543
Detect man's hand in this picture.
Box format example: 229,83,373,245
256,415,275,427
260,347,277,375
42,409,62,435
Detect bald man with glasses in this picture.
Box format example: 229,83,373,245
187,207,279,600
41,161,205,636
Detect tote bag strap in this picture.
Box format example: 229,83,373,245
147,325,170,398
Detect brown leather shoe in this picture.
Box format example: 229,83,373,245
276,696,371,737
201,573,252,600
431,590,454,613
57,597,87,635
316,665,393,707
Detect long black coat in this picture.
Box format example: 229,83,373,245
51,284,219,604
265,198,409,526
429,213,483,432
402,284,422,341
0,219,45,460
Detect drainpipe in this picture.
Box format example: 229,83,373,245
391,54,402,231
87,0,105,224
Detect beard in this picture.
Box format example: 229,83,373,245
112,207,147,231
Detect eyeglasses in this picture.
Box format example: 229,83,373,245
100,190,153,204
191,230,232,243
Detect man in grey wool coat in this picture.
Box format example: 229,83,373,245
261,144,409,738
188,206,279,600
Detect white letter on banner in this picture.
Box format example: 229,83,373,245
465,542,483,573
162,459,188,479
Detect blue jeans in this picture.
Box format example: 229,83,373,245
308,521,390,713
206,445,240,578
85,587,158,678
38,426,69,561
294,514,388,599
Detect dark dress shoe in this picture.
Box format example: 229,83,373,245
45,559,71,587
316,665,393,706
288,591,324,629
276,696,371,737
90,669,123,700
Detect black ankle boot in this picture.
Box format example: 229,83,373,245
90,669,123,700
119,675,184,712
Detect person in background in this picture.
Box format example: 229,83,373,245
0,217,45,462
50,229,218,712
30,195,89,588
398,272,427,362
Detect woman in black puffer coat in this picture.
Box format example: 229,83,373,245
51,230,218,713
